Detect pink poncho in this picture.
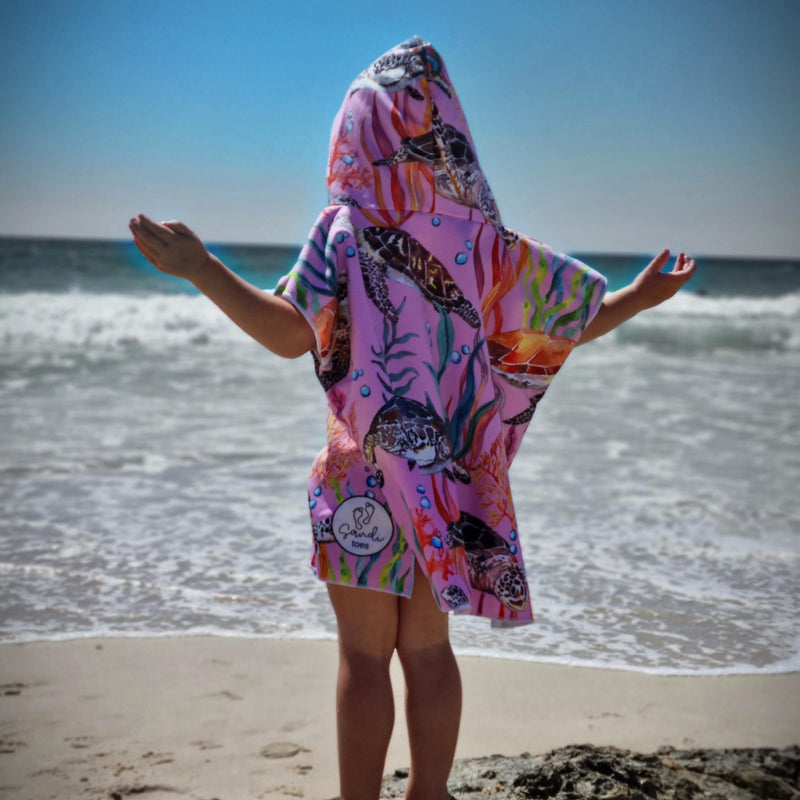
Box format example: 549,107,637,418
275,36,607,625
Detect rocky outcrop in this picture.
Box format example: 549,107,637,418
381,744,800,799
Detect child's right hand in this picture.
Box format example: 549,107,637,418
129,214,212,283
129,212,316,358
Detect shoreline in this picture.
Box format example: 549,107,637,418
4,630,798,678
1,637,798,799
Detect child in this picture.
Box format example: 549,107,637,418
130,36,694,800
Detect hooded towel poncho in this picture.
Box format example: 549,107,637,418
275,36,607,626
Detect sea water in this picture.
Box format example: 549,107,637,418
1,238,798,675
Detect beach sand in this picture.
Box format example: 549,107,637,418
0,637,797,799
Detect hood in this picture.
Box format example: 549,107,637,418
326,36,513,243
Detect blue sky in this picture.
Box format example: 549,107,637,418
1,0,798,256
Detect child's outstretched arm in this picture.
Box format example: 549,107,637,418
577,249,696,345
129,214,315,358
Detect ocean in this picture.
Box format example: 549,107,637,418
1,237,798,675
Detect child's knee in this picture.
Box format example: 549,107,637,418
396,637,455,678
339,644,394,684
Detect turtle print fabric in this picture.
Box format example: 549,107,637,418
274,36,607,625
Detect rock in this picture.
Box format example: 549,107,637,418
259,741,310,759
378,744,800,799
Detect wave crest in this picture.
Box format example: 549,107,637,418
2,290,799,354
612,291,800,353
0,291,255,350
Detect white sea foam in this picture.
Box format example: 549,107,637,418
614,291,800,352
1,285,799,674
0,291,252,350
2,290,800,353
661,290,800,317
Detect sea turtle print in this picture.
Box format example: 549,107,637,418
356,226,480,327
362,396,470,487
440,584,470,610
330,193,360,208
446,511,529,611
349,35,452,100
373,105,518,248
502,396,540,426
312,516,335,543
487,330,575,391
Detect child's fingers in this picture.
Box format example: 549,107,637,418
677,253,694,272
136,214,173,245
131,234,159,266
129,220,160,255
681,258,697,280
645,249,671,275
130,217,153,244
131,225,168,259
129,221,158,253
673,255,695,276
664,258,696,287
130,229,157,260
163,221,193,237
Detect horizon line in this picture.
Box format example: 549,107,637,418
0,232,798,262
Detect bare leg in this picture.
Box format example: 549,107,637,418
327,583,399,800
396,562,462,800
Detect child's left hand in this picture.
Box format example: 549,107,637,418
578,249,696,345
631,250,696,311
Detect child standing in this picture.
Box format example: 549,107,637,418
130,36,694,800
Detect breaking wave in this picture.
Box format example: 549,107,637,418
2,290,799,353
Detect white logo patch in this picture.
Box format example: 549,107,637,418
332,496,393,556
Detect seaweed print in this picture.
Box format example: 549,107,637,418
424,307,497,471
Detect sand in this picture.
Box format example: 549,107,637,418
0,637,798,799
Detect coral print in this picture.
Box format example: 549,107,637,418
274,36,607,625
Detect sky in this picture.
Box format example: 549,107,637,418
1,0,798,257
